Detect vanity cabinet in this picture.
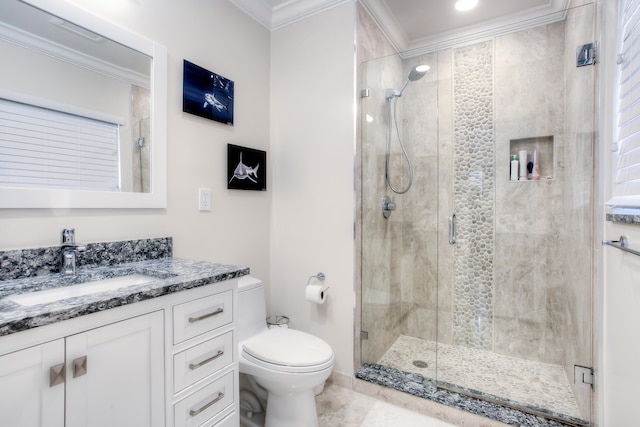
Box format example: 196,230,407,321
0,340,64,427
0,275,239,427
65,311,164,427
0,311,163,427
170,290,238,427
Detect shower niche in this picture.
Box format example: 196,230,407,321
509,135,554,181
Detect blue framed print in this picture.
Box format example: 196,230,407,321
183,59,234,125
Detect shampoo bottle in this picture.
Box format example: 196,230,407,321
510,155,519,181
518,150,528,180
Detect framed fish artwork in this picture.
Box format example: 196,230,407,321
227,144,266,191
183,59,234,125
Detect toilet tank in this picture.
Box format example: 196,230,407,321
237,275,268,343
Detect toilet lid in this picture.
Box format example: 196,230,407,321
242,328,334,373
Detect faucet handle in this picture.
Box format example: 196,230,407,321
61,228,76,245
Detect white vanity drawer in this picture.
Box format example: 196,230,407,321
173,291,233,344
174,331,234,393
204,410,237,427
174,371,235,427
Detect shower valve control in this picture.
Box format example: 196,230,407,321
382,195,396,219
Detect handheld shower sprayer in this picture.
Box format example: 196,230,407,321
384,64,429,200
385,64,430,100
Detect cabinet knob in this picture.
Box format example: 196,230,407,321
72,356,87,378
49,363,66,387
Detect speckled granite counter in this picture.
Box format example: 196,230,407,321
0,258,249,337
606,212,640,225
0,237,249,337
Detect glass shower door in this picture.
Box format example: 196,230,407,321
438,4,595,424
359,49,441,387
358,3,594,425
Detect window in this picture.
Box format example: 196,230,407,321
611,0,640,208
0,98,120,192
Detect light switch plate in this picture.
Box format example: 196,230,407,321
198,188,211,211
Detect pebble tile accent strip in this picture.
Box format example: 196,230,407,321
453,40,495,349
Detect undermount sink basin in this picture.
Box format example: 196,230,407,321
7,274,154,307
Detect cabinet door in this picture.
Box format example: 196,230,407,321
65,311,164,427
0,339,65,427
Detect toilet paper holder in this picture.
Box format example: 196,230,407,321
306,272,325,285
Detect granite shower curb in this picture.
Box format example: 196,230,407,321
355,363,588,427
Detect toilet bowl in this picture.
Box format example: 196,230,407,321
237,276,334,427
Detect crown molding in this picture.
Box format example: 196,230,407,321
361,0,572,58
229,0,353,31
228,0,273,29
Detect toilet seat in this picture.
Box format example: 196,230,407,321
242,328,334,374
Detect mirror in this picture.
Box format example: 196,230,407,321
0,0,167,208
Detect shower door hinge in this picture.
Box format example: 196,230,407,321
361,88,370,98
361,330,369,340
576,42,596,67
574,365,594,388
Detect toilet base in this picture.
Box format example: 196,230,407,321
239,410,266,427
265,389,318,427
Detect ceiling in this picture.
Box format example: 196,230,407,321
229,0,571,56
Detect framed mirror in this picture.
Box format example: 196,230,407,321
0,0,167,208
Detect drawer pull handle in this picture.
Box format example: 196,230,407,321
189,350,224,370
188,307,224,323
189,391,224,417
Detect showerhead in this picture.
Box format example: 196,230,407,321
385,64,430,100
407,64,430,81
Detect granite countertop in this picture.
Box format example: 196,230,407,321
0,258,249,337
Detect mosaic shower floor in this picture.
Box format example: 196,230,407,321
378,335,582,421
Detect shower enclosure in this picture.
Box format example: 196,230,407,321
357,3,595,425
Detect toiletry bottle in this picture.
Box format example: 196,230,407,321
518,150,527,180
532,149,541,180
510,155,519,181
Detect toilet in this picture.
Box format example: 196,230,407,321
237,276,334,427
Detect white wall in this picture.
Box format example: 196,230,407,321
0,0,272,282
602,223,640,424
270,3,356,375
600,1,640,425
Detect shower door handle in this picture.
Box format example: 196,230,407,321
449,212,456,245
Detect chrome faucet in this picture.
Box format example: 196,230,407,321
61,228,86,276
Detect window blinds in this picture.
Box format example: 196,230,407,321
612,0,640,207
0,98,120,192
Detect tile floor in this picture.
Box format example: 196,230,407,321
316,383,457,427
377,335,582,419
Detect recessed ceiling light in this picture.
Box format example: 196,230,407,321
455,0,478,12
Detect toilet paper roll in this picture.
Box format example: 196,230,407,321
305,284,329,304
